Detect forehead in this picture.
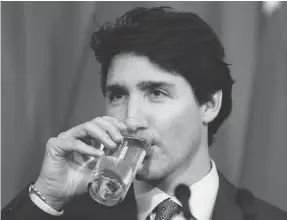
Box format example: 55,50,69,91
107,53,184,84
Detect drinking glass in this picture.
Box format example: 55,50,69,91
87,136,151,206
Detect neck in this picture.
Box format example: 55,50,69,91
154,144,211,196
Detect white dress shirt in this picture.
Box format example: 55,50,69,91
134,160,219,220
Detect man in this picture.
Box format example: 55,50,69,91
2,6,287,220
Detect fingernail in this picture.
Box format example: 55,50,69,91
108,140,117,148
116,134,124,141
120,123,127,130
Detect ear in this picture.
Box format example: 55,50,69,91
201,90,222,124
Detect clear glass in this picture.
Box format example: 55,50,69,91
87,136,151,206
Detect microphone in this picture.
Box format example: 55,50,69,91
175,184,195,220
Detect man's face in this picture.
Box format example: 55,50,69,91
105,53,204,181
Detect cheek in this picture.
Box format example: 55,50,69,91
106,105,126,120
152,102,202,155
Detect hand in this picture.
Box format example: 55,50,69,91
34,116,127,210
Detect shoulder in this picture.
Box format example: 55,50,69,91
217,172,287,220
245,190,287,220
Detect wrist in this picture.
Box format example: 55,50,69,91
34,180,66,211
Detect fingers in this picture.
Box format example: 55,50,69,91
58,116,127,149
101,116,127,131
46,137,104,158
91,117,124,143
58,122,116,148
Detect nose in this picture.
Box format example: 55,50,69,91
125,117,149,132
124,96,149,133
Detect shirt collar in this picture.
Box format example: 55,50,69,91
134,160,219,220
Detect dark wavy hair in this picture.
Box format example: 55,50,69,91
90,6,235,146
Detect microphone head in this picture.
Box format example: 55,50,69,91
175,184,191,200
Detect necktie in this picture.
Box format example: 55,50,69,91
154,198,181,220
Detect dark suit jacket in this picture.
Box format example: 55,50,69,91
2,172,287,220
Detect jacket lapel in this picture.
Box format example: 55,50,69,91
212,172,243,220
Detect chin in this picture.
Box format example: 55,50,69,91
135,170,161,182
135,158,171,181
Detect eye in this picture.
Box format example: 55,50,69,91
149,89,168,100
107,92,125,103
113,94,124,101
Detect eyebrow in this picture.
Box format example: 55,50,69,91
136,80,175,91
105,80,175,95
104,84,128,96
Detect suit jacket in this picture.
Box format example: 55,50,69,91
2,172,287,220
